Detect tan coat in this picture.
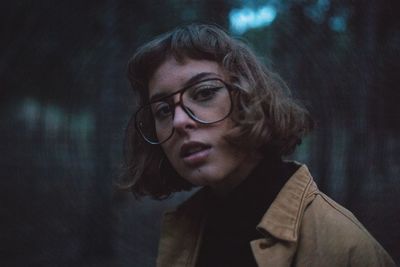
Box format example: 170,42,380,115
156,165,396,267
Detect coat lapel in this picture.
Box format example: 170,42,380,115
156,190,208,267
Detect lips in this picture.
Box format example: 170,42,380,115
180,141,211,165
180,141,211,157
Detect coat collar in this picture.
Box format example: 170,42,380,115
256,164,318,242
249,164,319,267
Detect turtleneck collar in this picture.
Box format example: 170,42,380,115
205,155,300,235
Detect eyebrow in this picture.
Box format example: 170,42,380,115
149,72,221,103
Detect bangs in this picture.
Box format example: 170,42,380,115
128,24,232,99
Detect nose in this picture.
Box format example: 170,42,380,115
172,104,196,133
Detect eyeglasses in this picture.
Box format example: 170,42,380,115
135,78,233,144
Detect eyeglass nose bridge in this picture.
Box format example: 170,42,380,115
169,97,198,125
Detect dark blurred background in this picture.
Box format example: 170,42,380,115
1,0,399,266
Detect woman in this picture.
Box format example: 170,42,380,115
122,24,395,267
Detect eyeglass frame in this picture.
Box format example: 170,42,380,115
134,77,235,145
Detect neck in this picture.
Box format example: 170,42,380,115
211,153,263,197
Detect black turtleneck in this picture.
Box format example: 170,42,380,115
195,157,299,267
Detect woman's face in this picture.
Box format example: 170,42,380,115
148,57,260,192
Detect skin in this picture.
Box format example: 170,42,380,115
148,56,261,194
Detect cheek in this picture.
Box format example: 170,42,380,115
211,121,236,148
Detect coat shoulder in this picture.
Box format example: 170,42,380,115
296,192,396,266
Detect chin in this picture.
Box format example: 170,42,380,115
181,164,224,187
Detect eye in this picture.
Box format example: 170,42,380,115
153,102,172,120
191,86,223,102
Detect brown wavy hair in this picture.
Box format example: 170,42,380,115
120,24,313,200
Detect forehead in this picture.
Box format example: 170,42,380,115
148,57,225,99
